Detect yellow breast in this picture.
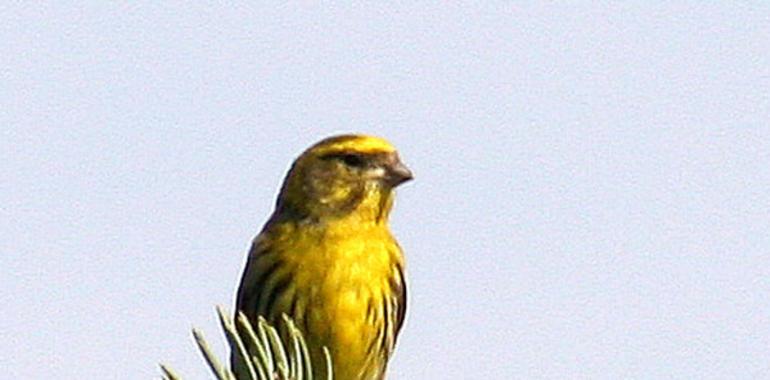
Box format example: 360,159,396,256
285,221,402,380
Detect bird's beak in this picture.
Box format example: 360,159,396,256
385,155,413,187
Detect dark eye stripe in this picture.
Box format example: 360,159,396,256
340,153,365,167
321,152,368,167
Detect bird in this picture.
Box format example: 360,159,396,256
233,134,412,380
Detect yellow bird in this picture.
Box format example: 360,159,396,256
233,134,412,380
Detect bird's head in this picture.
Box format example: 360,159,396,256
276,134,413,222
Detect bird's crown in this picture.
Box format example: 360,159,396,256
304,134,397,157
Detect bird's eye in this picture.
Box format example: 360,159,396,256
340,153,365,167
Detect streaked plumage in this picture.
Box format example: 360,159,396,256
233,135,412,380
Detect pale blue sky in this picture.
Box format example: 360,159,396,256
2,3,769,379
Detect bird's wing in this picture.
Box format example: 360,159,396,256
393,260,407,340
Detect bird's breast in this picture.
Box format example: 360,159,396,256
286,223,401,379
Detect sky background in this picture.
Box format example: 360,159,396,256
2,3,769,379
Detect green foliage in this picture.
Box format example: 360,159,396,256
161,306,332,380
